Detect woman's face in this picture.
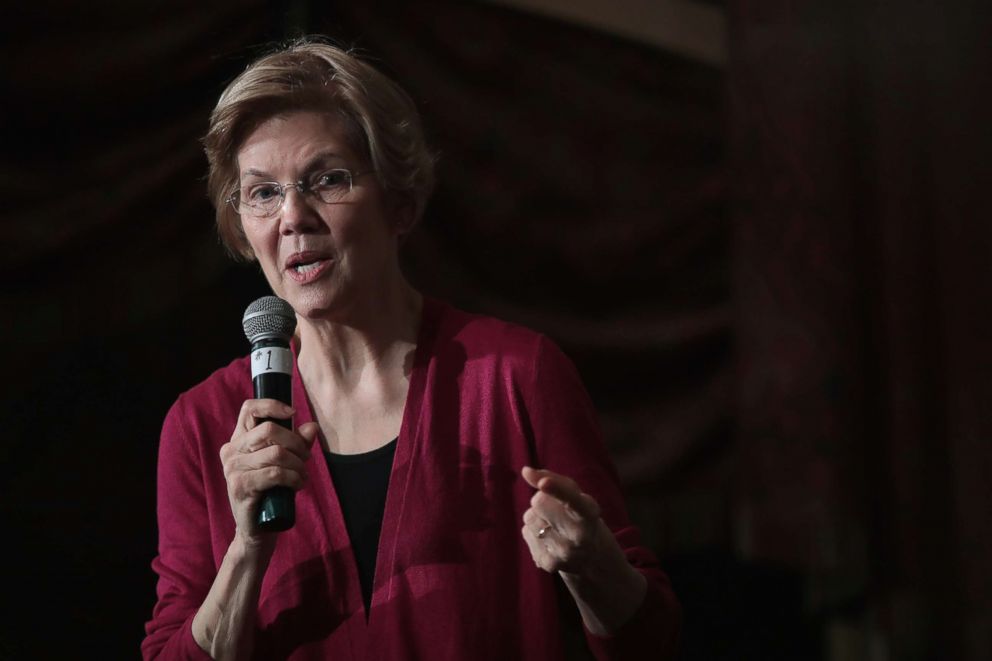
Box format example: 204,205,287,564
235,111,401,320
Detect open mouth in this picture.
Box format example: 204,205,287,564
285,252,332,282
293,261,323,274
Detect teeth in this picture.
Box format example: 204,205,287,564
295,261,320,273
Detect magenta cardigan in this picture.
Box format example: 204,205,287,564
143,298,680,660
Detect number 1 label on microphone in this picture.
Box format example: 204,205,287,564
251,347,293,378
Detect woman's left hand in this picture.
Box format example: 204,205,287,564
520,466,614,576
520,466,648,635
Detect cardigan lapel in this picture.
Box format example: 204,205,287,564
289,298,442,658
291,340,367,656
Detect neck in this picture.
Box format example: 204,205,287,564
295,278,422,392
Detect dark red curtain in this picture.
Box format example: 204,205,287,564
731,1,992,658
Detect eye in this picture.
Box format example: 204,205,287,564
314,169,351,188
246,183,281,203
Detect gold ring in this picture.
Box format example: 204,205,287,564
537,525,551,539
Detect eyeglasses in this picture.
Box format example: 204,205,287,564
228,168,375,219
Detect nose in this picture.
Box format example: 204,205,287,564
278,185,321,235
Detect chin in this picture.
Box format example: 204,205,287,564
284,287,347,321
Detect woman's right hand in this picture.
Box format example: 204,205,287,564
219,399,319,547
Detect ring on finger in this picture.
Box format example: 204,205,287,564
537,524,554,539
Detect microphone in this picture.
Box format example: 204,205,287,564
242,295,298,532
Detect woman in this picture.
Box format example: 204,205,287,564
143,39,680,660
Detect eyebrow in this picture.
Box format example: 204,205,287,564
240,151,347,182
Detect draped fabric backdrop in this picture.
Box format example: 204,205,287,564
2,1,989,659
731,2,992,659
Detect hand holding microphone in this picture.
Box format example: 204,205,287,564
218,296,318,541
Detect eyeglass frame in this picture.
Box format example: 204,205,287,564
227,168,376,218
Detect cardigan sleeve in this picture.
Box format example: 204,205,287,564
142,395,215,660
526,335,681,661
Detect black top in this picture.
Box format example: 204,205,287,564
324,438,398,615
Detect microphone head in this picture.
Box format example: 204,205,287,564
242,296,296,343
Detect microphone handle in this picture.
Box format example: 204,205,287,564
251,338,295,532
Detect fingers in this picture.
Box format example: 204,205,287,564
521,466,601,520
236,399,296,434
522,507,561,544
222,401,320,497
521,509,556,570
527,490,572,533
298,421,320,444
229,421,309,462
520,465,607,574
223,401,320,539
521,511,584,573
521,522,555,572
230,401,316,460
521,465,544,489
224,443,310,497
228,442,309,477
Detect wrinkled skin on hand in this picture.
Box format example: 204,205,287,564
219,398,319,546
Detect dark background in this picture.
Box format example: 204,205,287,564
2,1,990,659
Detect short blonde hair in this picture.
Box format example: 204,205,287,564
203,38,436,259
